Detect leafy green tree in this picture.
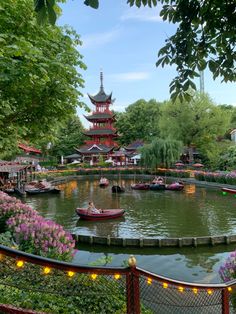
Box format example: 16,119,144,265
219,146,236,171
49,116,85,157
0,0,86,159
159,93,231,162
115,99,161,145
34,0,236,100
141,138,183,169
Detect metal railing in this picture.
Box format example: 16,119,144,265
0,245,235,314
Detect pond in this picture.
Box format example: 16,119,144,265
23,177,236,283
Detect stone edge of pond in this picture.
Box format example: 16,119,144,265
53,174,236,248
71,233,236,248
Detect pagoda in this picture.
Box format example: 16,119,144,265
76,72,118,164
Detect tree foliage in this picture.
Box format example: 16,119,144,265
160,94,231,166
34,0,236,100
219,146,236,171
159,93,231,150
141,137,183,169
49,116,85,157
115,99,161,145
0,0,86,158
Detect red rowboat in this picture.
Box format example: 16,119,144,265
221,188,236,195
131,183,150,190
165,182,184,191
76,208,125,221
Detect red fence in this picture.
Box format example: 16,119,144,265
0,245,235,314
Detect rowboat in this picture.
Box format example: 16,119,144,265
25,180,61,195
131,183,150,190
165,182,184,191
221,187,236,195
25,187,61,195
76,208,125,221
149,183,166,191
112,185,125,193
99,178,109,187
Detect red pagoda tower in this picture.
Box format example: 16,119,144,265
76,72,118,163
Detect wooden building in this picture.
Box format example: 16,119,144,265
0,161,35,194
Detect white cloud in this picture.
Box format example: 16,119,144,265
80,28,121,49
121,6,162,23
109,71,150,82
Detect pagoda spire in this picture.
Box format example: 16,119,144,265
100,69,104,92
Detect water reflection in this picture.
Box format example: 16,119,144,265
24,178,236,239
73,243,234,283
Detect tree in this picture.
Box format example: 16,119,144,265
34,0,236,100
219,146,236,171
159,93,231,163
141,138,183,169
115,99,161,145
49,116,85,157
0,0,86,159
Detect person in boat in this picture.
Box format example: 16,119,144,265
100,177,108,184
87,201,102,214
152,176,164,184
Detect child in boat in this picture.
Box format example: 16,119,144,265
87,201,102,214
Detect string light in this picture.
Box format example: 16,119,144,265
43,267,51,275
68,271,75,277
163,282,168,289
91,274,97,280
207,289,213,295
114,274,121,280
147,278,152,285
228,287,232,292
178,286,184,293
16,260,24,268
192,288,198,294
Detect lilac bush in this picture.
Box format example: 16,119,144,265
195,171,236,185
219,252,236,282
0,192,75,261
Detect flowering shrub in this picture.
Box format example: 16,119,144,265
0,197,37,232
219,252,236,282
195,171,236,185
0,192,75,261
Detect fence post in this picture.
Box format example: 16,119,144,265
126,255,140,314
222,288,229,314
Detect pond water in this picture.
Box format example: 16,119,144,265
23,177,236,283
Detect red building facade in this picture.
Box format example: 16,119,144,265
76,72,118,164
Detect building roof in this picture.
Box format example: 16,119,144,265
85,112,115,121
88,72,112,104
18,143,41,154
64,153,81,159
125,140,144,151
76,144,114,154
0,164,30,173
84,129,117,136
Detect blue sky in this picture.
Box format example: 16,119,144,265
58,0,236,127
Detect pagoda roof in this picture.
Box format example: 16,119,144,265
84,129,117,136
76,144,114,154
88,91,112,104
85,112,115,121
88,71,112,103
125,140,144,151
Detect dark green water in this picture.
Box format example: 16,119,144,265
23,178,236,283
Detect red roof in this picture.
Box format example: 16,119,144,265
18,143,42,154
